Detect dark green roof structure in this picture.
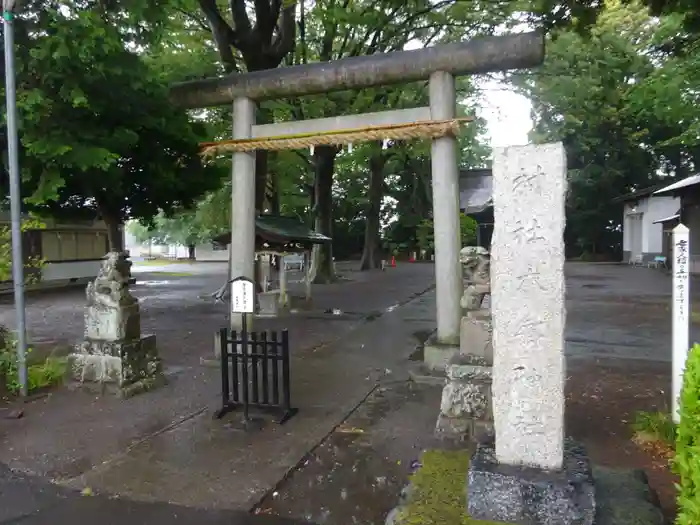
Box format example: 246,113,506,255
212,215,331,252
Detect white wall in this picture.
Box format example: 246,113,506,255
41,260,102,282
643,196,680,253
124,237,230,261
195,243,229,261
623,201,646,254
623,196,679,257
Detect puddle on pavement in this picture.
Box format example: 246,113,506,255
408,347,424,362
136,280,173,287
256,382,445,525
363,311,382,322
407,330,431,362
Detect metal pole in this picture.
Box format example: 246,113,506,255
3,8,27,397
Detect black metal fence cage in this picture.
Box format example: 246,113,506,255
216,327,298,424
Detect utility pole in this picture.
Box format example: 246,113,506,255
3,0,28,396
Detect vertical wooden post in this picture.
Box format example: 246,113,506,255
672,223,690,423
304,251,312,302
279,254,288,308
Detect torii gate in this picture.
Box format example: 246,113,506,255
170,32,544,345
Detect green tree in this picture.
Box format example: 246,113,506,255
412,213,478,256
179,0,613,279
125,220,157,247
5,8,225,250
513,0,699,257
0,218,45,284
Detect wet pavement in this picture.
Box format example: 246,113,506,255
256,381,447,525
0,261,687,521
0,262,437,512
258,265,686,525
0,464,313,524
565,262,700,362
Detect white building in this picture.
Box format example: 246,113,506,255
653,173,700,273
618,186,680,263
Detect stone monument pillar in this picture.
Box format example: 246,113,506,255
67,252,164,398
435,246,493,441
467,144,595,525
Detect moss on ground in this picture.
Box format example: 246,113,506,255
395,449,507,525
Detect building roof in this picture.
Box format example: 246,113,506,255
612,183,670,203
459,168,492,214
652,212,681,224
654,174,700,196
212,215,331,246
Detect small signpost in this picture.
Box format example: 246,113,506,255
216,275,297,425
231,276,255,317
672,223,690,424
229,276,254,422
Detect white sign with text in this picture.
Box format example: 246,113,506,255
231,279,255,314
672,223,690,423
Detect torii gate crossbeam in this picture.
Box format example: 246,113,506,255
170,31,545,345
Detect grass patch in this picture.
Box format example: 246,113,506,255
396,449,506,525
691,310,700,325
631,411,676,466
0,326,67,395
632,410,676,446
27,357,67,392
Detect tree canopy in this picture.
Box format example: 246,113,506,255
2,0,699,267
1,3,225,250
513,0,700,257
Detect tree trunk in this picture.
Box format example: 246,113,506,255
255,151,268,212
104,215,124,252
268,160,280,215
360,150,386,271
255,104,273,212
312,145,337,284
188,244,196,260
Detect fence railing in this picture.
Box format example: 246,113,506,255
215,327,298,424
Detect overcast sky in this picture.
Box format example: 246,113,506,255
477,76,533,149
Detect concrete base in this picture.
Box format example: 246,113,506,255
467,439,595,525
388,462,662,525
67,334,164,398
257,291,281,317
408,364,448,386
423,335,459,372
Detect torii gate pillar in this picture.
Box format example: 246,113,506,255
230,96,256,331
429,71,462,344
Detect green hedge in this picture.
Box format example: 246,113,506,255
676,343,700,524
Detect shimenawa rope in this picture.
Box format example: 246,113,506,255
199,117,473,156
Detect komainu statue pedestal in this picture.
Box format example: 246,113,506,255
67,252,164,398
